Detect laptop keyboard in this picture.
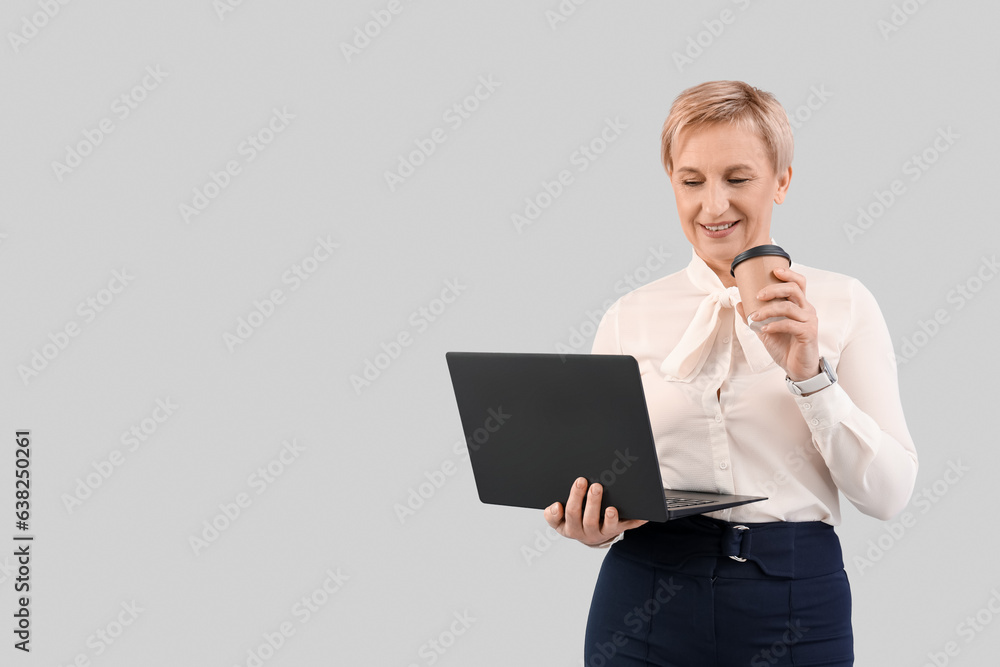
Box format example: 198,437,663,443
665,497,716,508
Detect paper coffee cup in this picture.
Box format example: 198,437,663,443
730,245,792,332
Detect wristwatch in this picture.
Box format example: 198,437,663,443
786,357,837,396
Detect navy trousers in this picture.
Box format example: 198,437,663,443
584,516,854,666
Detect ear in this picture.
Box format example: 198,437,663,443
773,166,792,205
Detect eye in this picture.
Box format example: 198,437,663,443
728,178,749,185
682,180,702,187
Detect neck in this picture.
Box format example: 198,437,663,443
702,257,737,288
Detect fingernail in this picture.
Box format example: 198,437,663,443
756,290,764,299
607,508,616,519
548,503,559,514
576,478,586,489
591,485,601,495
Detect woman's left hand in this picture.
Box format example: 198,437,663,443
736,267,820,382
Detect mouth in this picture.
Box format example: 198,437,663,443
700,220,740,237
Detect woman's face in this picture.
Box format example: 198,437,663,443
668,122,791,285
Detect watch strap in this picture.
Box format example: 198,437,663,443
786,357,836,396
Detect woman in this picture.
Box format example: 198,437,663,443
544,81,917,666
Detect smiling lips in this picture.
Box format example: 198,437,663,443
701,220,739,237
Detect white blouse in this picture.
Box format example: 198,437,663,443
591,249,918,537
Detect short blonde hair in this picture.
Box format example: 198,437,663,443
661,81,793,176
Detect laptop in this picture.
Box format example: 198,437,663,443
445,351,766,522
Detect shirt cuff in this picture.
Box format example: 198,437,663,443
793,381,854,432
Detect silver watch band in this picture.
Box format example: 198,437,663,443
786,357,837,396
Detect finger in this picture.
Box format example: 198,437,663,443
759,316,817,341
756,282,805,308
582,482,605,538
603,507,648,534
563,477,589,536
618,518,649,531
774,266,807,292
544,502,564,530
752,300,811,325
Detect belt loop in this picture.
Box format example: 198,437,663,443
728,524,750,562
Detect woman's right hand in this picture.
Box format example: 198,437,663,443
545,477,648,546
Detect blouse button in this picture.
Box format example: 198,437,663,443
722,336,731,344
715,413,722,422
720,461,728,470
802,403,812,410
811,418,820,427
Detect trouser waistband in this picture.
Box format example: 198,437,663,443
614,515,843,579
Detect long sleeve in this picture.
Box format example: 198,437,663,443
790,279,918,520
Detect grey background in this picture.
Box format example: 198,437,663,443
2,1,998,665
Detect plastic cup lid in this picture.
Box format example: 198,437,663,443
730,244,791,277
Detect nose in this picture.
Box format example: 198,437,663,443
701,180,729,218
